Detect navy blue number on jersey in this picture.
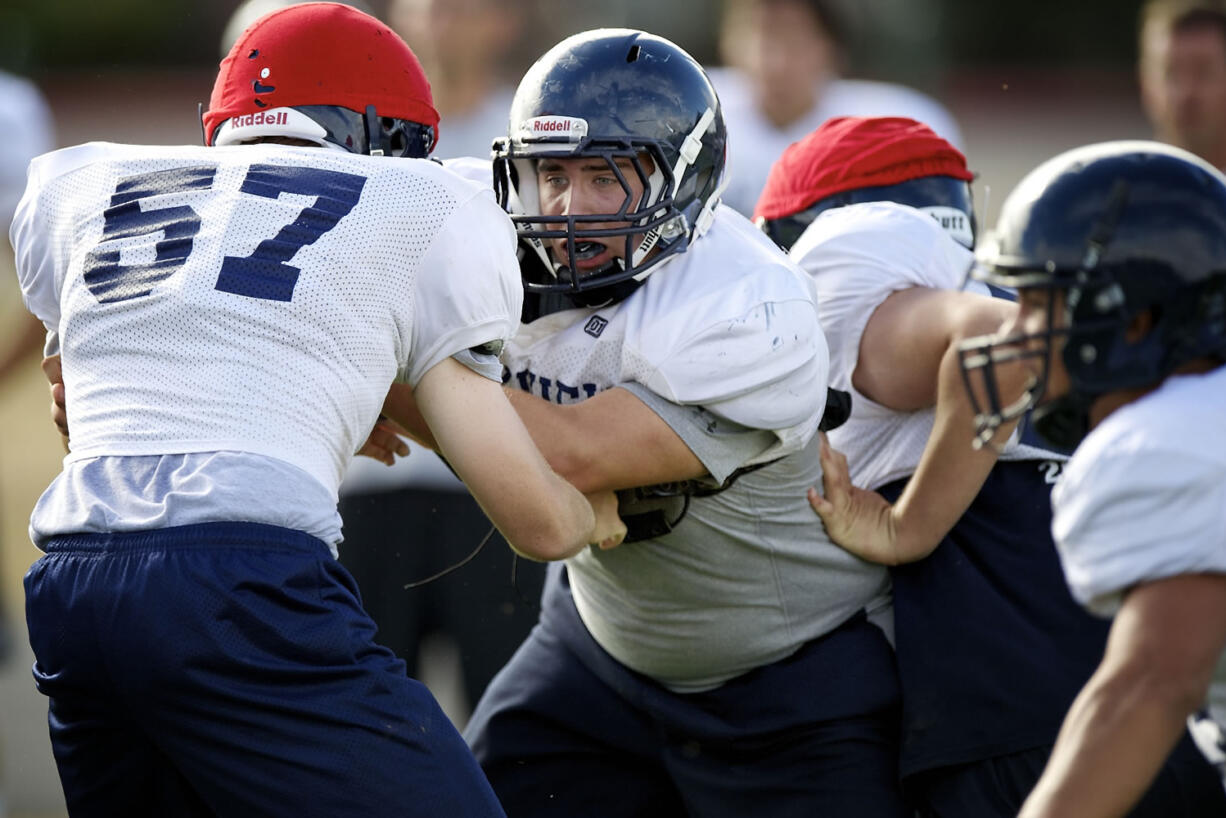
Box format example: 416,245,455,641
215,165,366,301
83,166,216,303
82,164,366,304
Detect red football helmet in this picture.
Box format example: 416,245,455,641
201,2,439,157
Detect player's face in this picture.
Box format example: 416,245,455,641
1008,285,1072,405
537,154,654,274
725,0,835,127
1141,23,1226,159
958,282,1073,448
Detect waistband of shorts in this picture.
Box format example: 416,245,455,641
40,521,332,557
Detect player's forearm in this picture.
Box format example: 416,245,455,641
502,387,598,489
890,341,1011,560
1019,667,1190,818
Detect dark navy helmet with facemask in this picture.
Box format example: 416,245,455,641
493,28,727,308
958,140,1226,450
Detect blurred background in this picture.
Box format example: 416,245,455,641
0,0,1170,814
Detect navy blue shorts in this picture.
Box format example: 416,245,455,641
464,565,910,818
905,734,1226,818
24,522,505,818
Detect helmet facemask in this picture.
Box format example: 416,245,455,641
958,273,1070,450
495,108,722,308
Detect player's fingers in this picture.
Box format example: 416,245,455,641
818,434,850,495
375,415,410,438
371,422,410,457
806,485,832,517
356,432,400,465
598,529,626,550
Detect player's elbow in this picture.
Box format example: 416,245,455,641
502,513,589,562
493,484,594,562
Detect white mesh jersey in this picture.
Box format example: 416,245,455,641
792,202,1055,491
1052,365,1226,617
12,141,521,547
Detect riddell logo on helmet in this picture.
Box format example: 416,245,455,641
521,116,588,140
231,111,289,128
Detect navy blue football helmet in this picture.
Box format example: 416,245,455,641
958,141,1226,449
493,29,727,307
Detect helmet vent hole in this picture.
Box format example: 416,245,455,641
626,45,641,62
247,49,259,59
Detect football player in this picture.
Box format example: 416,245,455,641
958,140,1226,818
12,4,621,815
379,28,911,818
765,116,1226,817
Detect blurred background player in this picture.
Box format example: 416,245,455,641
708,0,962,216
762,116,1226,817
1139,0,1226,171
0,70,55,386
13,4,622,814
336,0,547,726
955,139,1226,818
388,0,525,160
0,65,55,818
382,28,911,818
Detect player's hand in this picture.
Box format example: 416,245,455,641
356,416,411,466
807,432,902,565
42,355,70,449
586,490,628,550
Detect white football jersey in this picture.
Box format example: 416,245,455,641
12,141,521,544
504,207,828,460
792,201,1052,491
1052,365,1226,617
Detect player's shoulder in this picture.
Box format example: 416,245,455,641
698,206,810,281
440,155,494,189
28,142,182,183
797,200,945,250
1064,367,1226,496
629,208,817,340
793,201,970,289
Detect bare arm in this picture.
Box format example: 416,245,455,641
379,380,707,493
1019,573,1226,818
810,288,1024,564
501,385,707,494
413,357,625,561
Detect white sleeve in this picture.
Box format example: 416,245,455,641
1052,445,1226,617
407,188,522,387
633,294,829,458
10,151,64,334
794,203,972,391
